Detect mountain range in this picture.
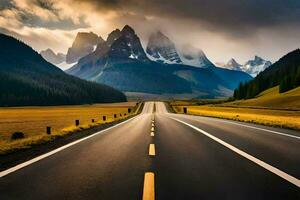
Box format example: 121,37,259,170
217,56,272,77
66,25,252,98
0,33,126,106
41,29,271,79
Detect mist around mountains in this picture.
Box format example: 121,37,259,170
41,29,271,78
1,24,298,103
64,25,252,98
38,24,284,99
216,57,272,77
41,49,66,65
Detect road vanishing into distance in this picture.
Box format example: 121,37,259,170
0,102,299,199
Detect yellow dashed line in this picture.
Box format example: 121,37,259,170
142,172,155,200
149,144,155,156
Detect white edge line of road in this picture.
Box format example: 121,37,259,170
177,114,300,140
169,117,300,188
0,115,140,178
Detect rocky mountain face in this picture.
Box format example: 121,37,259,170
67,25,252,98
145,32,214,68
40,48,65,65
106,29,122,47
68,25,148,77
146,31,182,64
66,32,104,64
219,56,272,77
108,25,148,61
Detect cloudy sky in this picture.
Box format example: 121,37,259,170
1,0,300,65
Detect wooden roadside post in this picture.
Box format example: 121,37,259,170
114,114,117,118
183,107,187,114
92,119,95,123
103,116,106,121
128,108,132,113
46,126,51,135
75,120,79,126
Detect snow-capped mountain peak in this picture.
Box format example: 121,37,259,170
146,31,182,64
242,56,272,77
218,56,272,77
222,58,242,71
178,44,214,68
146,31,214,68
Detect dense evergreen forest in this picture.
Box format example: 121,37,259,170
0,34,126,106
234,49,300,99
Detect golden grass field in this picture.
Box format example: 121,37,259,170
172,86,300,131
0,102,139,154
224,86,300,110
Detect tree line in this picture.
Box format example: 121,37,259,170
234,49,300,99
0,33,126,106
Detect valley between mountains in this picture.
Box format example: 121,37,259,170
43,25,253,99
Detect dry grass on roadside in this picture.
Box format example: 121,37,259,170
0,102,140,154
173,105,300,131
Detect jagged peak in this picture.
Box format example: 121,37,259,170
254,55,263,61
121,25,135,34
41,48,54,53
227,58,241,66
106,29,122,46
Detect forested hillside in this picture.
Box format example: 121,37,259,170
234,49,300,99
0,34,126,106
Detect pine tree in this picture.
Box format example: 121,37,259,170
295,67,300,86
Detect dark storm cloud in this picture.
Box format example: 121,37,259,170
0,0,15,10
18,10,89,30
35,0,58,13
77,0,300,36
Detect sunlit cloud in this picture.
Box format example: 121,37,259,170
0,0,300,63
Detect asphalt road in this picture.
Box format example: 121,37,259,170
0,102,299,199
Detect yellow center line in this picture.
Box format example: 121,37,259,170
150,131,155,137
151,127,154,132
151,123,154,127
149,144,155,156
143,172,155,200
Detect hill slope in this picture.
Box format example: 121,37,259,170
234,49,300,99
227,86,300,110
0,34,126,106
